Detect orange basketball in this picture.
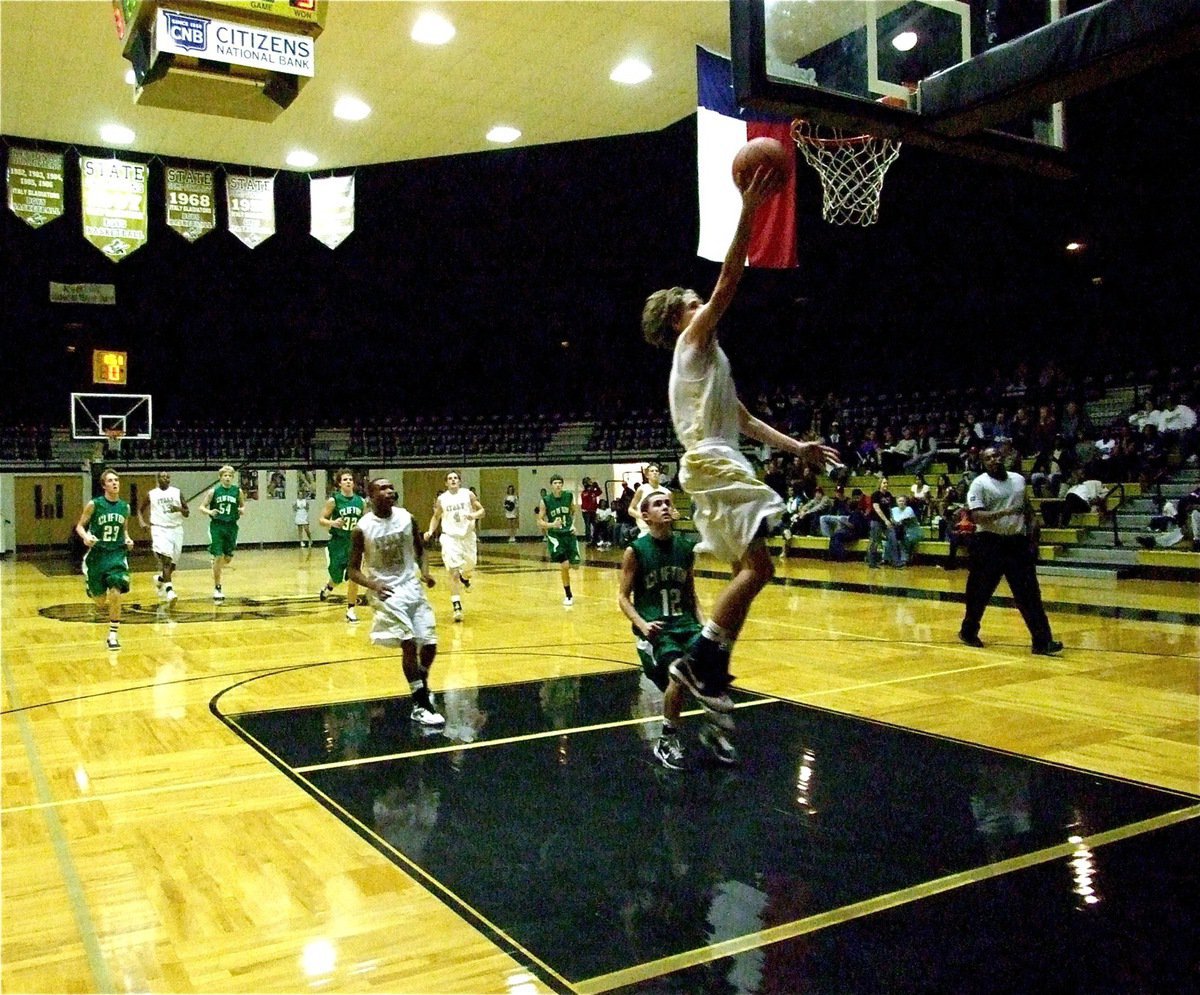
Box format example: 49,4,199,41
731,137,791,191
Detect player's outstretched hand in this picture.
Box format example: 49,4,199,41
742,165,784,207
803,441,843,470
421,574,436,589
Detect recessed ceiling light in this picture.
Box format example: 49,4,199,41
412,11,455,45
610,58,651,85
1066,241,1086,252
333,96,371,121
124,68,136,86
486,125,521,144
892,31,918,52
287,150,318,168
100,124,135,145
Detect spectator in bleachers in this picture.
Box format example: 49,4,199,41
903,423,939,474
909,473,932,522
941,490,974,571
1137,423,1169,490
990,411,1013,448
1059,400,1093,448
1041,468,1106,527
931,473,955,523
1009,406,1034,458
1157,393,1197,463
856,430,881,473
882,425,918,474
886,495,923,567
1128,397,1162,433
763,455,788,500
824,488,870,562
1030,434,1071,497
866,477,898,569
789,485,832,538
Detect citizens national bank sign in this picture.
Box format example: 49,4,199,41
154,7,315,76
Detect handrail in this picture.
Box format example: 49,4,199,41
1104,480,1123,542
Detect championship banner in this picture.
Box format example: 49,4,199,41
165,166,216,242
310,174,354,249
79,157,149,262
49,283,117,305
226,174,275,248
7,148,65,228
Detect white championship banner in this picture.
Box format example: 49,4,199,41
310,174,355,249
226,174,275,249
79,157,149,262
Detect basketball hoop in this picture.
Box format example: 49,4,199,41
791,119,902,227
103,427,126,456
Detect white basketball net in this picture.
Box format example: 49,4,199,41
791,119,902,227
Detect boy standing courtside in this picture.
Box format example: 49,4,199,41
619,489,737,770
199,465,245,601
348,478,444,727
320,469,366,622
425,470,485,622
76,467,134,650
641,167,840,709
138,470,188,601
537,474,580,606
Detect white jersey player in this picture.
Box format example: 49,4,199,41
424,471,485,623
138,471,188,602
348,478,444,727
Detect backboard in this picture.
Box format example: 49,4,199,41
733,0,1200,176
71,393,153,440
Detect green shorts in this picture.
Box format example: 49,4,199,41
634,617,702,691
327,538,351,585
84,546,130,599
546,530,580,565
209,519,238,559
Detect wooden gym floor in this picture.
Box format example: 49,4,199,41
2,541,1197,993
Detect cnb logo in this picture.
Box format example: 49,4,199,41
162,10,208,51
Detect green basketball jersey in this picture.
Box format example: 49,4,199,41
330,491,365,544
89,496,130,549
210,484,241,522
630,532,695,631
543,490,574,533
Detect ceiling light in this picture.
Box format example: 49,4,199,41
610,59,651,85
124,68,136,86
892,31,918,52
100,124,135,145
333,96,371,121
287,150,318,168
411,12,455,45
1066,241,1085,252
486,125,521,144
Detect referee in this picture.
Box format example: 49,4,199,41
959,448,1063,655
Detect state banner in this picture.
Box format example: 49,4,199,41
310,174,354,249
226,174,275,248
7,148,65,228
165,166,216,242
79,157,149,262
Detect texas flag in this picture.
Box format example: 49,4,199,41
696,46,797,269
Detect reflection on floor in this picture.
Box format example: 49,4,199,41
225,671,1200,994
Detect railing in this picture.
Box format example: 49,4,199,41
1102,483,1126,546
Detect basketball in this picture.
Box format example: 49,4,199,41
731,137,791,191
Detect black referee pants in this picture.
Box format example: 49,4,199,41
960,532,1054,649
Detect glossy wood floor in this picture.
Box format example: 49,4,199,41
2,541,1197,993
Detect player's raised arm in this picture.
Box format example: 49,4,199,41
684,166,783,352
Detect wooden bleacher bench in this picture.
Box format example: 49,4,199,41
766,534,1061,561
